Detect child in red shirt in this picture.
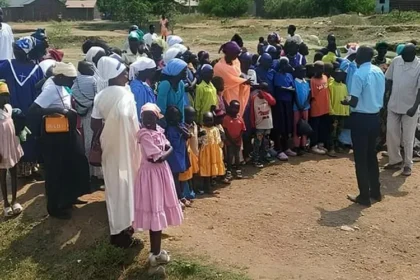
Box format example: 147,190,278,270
309,61,331,155
223,100,246,179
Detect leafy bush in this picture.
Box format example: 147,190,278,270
199,0,251,17
264,0,375,18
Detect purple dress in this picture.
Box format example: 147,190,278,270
133,126,183,231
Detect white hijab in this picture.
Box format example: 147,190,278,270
86,46,105,63
128,57,156,80
97,56,126,81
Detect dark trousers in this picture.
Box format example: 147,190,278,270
309,114,331,148
350,113,381,200
227,145,241,171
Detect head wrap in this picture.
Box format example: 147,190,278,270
39,59,56,75
259,53,273,65
31,28,47,41
219,41,241,56
167,35,183,48
52,62,77,77
86,46,105,63
162,58,187,76
0,81,9,95
15,36,38,54
170,43,188,55
128,30,144,42
129,57,156,80
163,47,182,64
396,44,405,55
141,102,163,119
97,56,126,81
109,53,124,63
200,64,213,74
153,37,168,51
344,43,359,59
239,51,252,62
45,49,64,62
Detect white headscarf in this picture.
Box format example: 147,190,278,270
163,47,182,64
167,35,183,48
170,43,188,54
129,57,156,80
97,56,126,81
52,62,77,77
86,46,105,63
39,59,56,76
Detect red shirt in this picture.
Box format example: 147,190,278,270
310,75,330,117
223,115,246,145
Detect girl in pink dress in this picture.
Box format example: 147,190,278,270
0,81,24,217
134,103,183,268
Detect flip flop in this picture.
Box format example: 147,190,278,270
4,207,13,217
12,203,23,215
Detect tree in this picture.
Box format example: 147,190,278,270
0,0,9,8
199,0,251,17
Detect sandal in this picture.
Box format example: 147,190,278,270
12,203,23,215
4,207,13,217
236,170,243,179
181,198,192,207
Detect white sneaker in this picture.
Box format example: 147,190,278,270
311,146,326,155
318,144,328,152
149,251,171,267
285,149,297,157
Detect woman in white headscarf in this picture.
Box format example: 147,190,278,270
91,57,141,248
85,46,108,92
27,62,91,220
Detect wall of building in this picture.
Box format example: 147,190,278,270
22,0,65,21
390,0,420,11
376,0,390,13
65,8,95,20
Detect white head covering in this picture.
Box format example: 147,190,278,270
129,57,156,80
97,56,126,81
52,62,77,77
344,43,360,59
86,46,105,63
170,43,188,54
167,35,183,48
39,59,56,76
163,47,182,64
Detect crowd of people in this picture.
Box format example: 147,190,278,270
1,8,420,271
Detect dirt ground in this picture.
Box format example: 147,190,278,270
7,152,420,280
4,16,420,280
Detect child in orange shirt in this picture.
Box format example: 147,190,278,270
309,61,331,155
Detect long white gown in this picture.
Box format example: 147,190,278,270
92,85,140,235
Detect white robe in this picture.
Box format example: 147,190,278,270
92,85,141,235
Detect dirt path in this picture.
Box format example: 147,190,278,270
164,154,420,280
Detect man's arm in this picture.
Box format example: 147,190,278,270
341,74,362,108
407,89,420,117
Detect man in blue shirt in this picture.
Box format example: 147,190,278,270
342,46,385,207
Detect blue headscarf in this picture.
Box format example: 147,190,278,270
162,58,188,76
396,44,405,56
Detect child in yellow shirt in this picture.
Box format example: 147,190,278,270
329,69,349,154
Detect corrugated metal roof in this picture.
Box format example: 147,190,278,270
6,0,36,8
66,0,96,8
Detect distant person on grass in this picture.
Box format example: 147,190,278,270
160,14,169,40
342,46,385,207
287,25,303,45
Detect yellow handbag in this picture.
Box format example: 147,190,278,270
44,87,70,133
45,114,69,133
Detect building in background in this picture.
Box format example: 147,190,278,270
174,0,199,13
2,0,65,21
376,0,390,13
65,0,100,20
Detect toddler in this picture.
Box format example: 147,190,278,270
250,82,276,167
223,100,246,179
199,112,225,193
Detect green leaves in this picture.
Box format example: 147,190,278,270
199,0,252,17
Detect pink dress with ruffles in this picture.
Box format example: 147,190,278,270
0,104,23,169
133,126,183,231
